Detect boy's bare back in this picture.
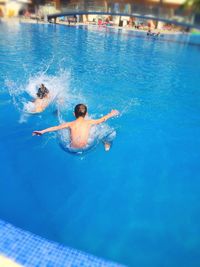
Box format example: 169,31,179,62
68,118,92,148
33,104,119,150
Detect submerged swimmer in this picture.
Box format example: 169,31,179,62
32,104,119,151
30,84,50,113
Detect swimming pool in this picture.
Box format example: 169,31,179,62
0,21,200,267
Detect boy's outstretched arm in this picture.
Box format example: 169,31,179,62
90,110,119,125
32,122,71,136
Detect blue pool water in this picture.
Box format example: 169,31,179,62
0,21,200,267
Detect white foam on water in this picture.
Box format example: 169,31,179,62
6,69,84,123
24,70,71,112
120,97,140,115
58,114,116,156
5,67,135,155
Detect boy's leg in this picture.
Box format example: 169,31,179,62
103,142,111,151
102,130,116,152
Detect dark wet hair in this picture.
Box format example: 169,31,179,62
74,104,87,118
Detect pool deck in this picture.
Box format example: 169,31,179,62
1,17,184,35
0,219,124,267
0,255,22,267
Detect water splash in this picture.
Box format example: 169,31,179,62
5,68,123,155
6,69,80,122
58,114,116,156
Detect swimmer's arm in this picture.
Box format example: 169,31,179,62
32,122,71,136
89,110,119,125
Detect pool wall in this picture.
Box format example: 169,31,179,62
0,219,124,267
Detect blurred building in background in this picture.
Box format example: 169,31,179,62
0,0,31,17
51,0,196,28
0,0,198,28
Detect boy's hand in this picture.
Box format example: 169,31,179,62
32,130,44,136
110,110,120,117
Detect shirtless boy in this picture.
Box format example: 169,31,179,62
31,84,50,113
32,104,119,151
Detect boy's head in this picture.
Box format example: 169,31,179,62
41,84,45,89
74,104,87,118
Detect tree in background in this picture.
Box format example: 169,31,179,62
183,0,200,13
